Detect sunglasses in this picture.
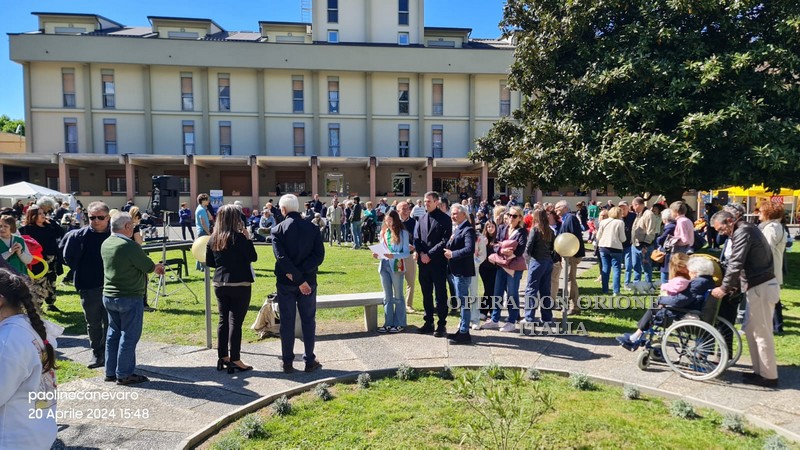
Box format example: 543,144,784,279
89,216,107,221
508,214,520,218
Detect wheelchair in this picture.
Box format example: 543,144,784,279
635,290,742,381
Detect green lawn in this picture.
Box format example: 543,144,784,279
206,369,783,449
46,246,800,367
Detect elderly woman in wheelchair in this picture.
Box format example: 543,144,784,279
615,255,741,380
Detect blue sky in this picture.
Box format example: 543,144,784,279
0,0,507,120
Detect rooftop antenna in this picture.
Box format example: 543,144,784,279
301,0,312,23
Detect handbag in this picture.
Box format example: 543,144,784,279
488,239,527,272
650,248,666,264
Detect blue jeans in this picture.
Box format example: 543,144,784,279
351,220,362,248
103,296,144,379
524,258,554,322
599,249,624,294
623,245,633,284
380,267,406,327
277,283,317,363
490,269,523,324
632,245,653,283
449,274,473,334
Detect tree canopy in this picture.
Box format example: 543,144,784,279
0,115,25,136
472,0,800,200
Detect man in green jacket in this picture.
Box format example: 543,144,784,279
101,212,164,385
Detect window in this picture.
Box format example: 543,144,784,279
181,73,194,111
276,171,306,194
432,79,443,115
392,173,411,196
218,74,230,112
292,76,304,113
219,121,232,155
327,0,338,23
398,125,410,157
432,125,443,158
106,175,127,194
182,120,195,155
398,32,409,46
328,30,339,43
167,31,200,39
500,82,511,117
46,169,79,193
293,123,305,156
103,119,117,155
399,0,410,25
328,77,339,114
328,123,340,157
427,40,456,48
101,70,115,108
64,118,78,153
398,78,409,114
62,68,76,108
54,26,87,34
325,172,344,195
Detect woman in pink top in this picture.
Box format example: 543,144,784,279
670,201,694,253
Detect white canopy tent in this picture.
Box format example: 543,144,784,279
0,181,70,201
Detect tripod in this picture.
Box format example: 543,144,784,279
150,211,198,308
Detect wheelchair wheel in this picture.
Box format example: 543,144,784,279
637,350,651,370
661,319,728,381
715,317,742,369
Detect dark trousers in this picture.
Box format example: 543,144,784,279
479,262,497,315
79,287,108,360
277,283,317,363
418,262,448,327
637,308,658,331
181,223,195,240
718,294,742,350
214,285,252,361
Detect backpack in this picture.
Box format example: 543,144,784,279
692,230,706,252
251,293,280,339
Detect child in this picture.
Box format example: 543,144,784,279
616,255,716,350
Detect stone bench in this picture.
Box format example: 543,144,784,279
293,292,384,337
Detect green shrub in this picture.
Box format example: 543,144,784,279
670,399,696,419
397,364,417,381
482,362,506,380
763,433,789,450
236,414,267,439
721,413,745,434
272,395,292,416
213,434,243,450
623,384,640,400
526,367,541,381
569,372,593,391
357,372,371,389
315,383,333,401
439,365,454,380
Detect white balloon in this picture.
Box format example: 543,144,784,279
191,235,210,264
554,233,580,257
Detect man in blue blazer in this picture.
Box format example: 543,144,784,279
555,200,586,315
444,203,476,344
414,191,452,337
272,194,326,373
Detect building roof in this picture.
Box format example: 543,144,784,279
258,21,311,26
147,16,225,34
31,12,125,29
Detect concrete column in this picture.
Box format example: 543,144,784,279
481,163,489,202
311,71,320,155
591,189,597,202
200,68,210,155
250,156,259,211
188,156,198,210
417,0,425,44
143,65,153,154
82,63,94,153
468,74,476,152
417,73,425,157
535,189,543,203
256,69,266,155
58,156,69,195
0,164,4,186
369,157,377,204
365,0,373,43
426,157,433,193
124,156,135,201
311,156,319,196
23,63,33,153
365,72,373,156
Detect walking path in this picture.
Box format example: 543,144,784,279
50,259,800,449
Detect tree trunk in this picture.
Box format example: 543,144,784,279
663,188,686,205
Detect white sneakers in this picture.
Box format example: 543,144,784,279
470,323,482,331
499,322,517,333
482,319,501,330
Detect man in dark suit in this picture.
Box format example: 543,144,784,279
272,194,326,373
414,191,452,337
555,200,586,315
445,203,476,344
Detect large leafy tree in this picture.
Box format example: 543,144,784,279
472,0,800,201
0,115,25,136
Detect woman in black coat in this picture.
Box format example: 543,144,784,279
206,205,258,373
19,205,64,313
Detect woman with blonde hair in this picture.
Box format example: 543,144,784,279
596,206,626,295
483,205,528,332
205,205,258,373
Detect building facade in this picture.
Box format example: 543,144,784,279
8,2,586,212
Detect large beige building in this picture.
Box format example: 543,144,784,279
6,1,528,210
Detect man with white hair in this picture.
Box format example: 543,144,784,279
271,194,326,373
101,213,164,385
